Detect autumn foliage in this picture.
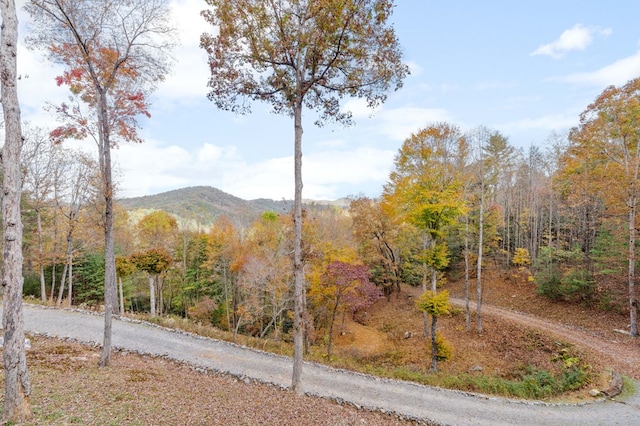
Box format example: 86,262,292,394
312,260,381,360
47,45,152,145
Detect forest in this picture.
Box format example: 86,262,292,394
19,75,640,363
1,0,639,423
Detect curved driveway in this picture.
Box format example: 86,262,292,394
8,305,640,426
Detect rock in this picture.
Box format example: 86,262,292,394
404,331,412,339
601,371,623,398
589,389,601,397
469,365,483,372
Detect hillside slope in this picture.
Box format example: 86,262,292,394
118,186,293,227
117,186,347,228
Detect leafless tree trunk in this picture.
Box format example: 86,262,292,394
36,210,46,300
49,167,65,304
430,315,438,371
149,276,156,317
223,264,231,330
56,262,67,307
0,0,32,420
99,90,118,367
464,215,470,331
119,276,125,315
628,193,638,336
291,96,305,396
66,249,73,307
421,235,429,337
158,274,164,315
476,178,485,333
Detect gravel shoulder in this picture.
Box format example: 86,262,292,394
9,304,640,426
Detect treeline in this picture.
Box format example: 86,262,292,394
19,78,640,345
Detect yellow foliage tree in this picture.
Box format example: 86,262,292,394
415,289,452,371
383,122,466,337
512,247,531,267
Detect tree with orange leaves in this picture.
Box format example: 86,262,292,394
26,0,176,366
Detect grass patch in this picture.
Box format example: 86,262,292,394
618,375,636,400
439,364,590,399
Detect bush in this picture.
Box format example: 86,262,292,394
434,332,452,361
512,248,531,267
534,246,594,304
536,270,594,304
535,274,562,301
561,270,595,304
23,272,41,298
74,253,105,306
187,296,218,324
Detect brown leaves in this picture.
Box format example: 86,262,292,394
201,0,408,124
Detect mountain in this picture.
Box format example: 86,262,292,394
117,186,344,228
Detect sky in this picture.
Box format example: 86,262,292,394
13,0,640,201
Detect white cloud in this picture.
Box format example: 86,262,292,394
223,157,293,200
498,113,579,134
113,138,395,201
375,106,452,140
552,50,640,87
339,103,452,142
305,147,394,184
16,41,68,124
531,24,611,59
154,0,212,104
171,0,210,42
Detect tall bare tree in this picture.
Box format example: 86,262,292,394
0,0,33,421
201,0,408,394
26,0,176,365
21,125,60,301
56,152,97,307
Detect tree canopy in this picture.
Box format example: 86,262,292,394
201,0,408,123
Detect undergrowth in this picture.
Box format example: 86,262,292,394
440,363,590,399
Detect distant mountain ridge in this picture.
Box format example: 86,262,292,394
118,186,347,228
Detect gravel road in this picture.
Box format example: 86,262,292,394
8,304,640,426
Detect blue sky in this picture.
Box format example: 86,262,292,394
15,0,640,201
